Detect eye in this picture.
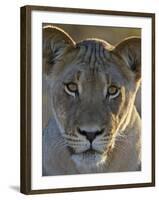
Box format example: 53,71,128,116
64,82,78,97
107,85,120,99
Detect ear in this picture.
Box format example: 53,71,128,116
43,25,75,75
114,37,141,81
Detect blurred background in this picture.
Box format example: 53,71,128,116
43,23,141,129
44,23,141,45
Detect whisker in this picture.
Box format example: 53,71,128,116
53,140,67,149
66,141,87,145
62,134,81,141
67,142,86,146
117,132,128,137
67,144,87,149
65,138,83,142
94,142,108,145
115,137,128,141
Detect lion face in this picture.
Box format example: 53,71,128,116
43,26,141,171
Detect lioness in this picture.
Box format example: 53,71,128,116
42,26,141,175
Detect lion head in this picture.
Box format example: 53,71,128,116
43,26,141,172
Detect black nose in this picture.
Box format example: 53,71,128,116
77,127,104,143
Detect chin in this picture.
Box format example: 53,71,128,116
71,150,106,174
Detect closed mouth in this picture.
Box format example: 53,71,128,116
77,148,102,156
83,149,95,154
67,143,103,155
70,148,104,167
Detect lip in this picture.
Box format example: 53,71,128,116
67,144,103,155
75,148,102,155
84,149,95,154
84,149,102,154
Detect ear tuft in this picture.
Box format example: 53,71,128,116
114,37,141,81
43,25,75,75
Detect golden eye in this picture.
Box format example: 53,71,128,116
107,85,120,99
66,83,78,92
64,82,78,97
108,86,118,95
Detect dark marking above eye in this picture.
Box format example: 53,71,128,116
75,71,81,81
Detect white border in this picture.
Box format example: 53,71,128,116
31,10,152,190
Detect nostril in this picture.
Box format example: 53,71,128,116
97,128,105,135
77,127,104,143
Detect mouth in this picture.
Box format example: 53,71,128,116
82,148,101,155
81,149,102,162
83,149,96,155
68,145,102,155
71,149,104,171
71,147,103,162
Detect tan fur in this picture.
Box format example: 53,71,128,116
42,26,141,175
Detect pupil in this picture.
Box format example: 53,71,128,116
109,87,116,94
68,84,76,91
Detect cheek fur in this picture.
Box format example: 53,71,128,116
53,88,78,130
108,95,123,115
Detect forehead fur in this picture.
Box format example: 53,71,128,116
76,39,114,69
56,39,135,84
43,26,140,85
